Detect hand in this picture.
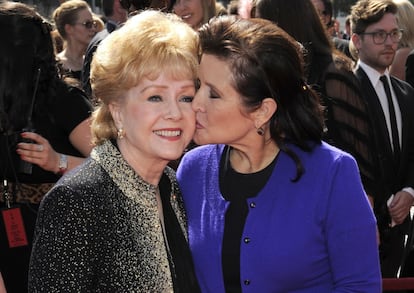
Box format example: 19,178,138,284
16,132,60,173
388,190,414,225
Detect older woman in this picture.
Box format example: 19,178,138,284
29,10,200,292
177,16,381,292
53,0,98,82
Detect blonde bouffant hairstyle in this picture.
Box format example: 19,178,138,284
90,10,199,146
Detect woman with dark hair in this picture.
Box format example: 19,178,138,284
0,2,93,292
254,0,377,206
177,15,381,292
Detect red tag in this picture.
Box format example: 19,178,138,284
2,207,28,248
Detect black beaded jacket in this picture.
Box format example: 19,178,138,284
28,140,187,292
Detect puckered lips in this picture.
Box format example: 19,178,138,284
195,120,204,129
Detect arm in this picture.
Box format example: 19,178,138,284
28,185,97,292
388,86,414,225
327,155,382,292
16,118,93,174
388,190,414,225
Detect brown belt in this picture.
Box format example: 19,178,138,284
1,182,55,205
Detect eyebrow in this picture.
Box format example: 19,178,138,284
205,81,224,95
140,83,195,93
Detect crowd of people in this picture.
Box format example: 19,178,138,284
1,0,414,292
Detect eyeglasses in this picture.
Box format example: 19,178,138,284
359,29,403,45
74,20,97,29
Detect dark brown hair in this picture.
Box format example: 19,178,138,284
350,0,397,34
199,15,324,180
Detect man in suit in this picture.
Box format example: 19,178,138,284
405,49,414,88
351,0,414,278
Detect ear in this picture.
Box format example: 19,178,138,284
108,102,123,129
64,23,74,36
252,97,277,127
351,33,361,51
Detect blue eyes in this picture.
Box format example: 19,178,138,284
147,95,194,103
148,95,162,102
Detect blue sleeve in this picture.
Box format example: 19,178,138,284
326,155,382,292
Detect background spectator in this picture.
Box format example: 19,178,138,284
172,0,217,30
389,0,414,81
53,0,98,84
351,0,414,278
0,2,93,292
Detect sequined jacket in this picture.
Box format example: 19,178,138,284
28,140,187,293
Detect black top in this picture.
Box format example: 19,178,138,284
159,173,201,293
320,55,377,197
0,84,92,184
219,145,278,293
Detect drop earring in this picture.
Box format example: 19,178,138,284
257,126,264,136
117,128,125,139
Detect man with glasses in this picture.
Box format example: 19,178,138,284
351,0,414,280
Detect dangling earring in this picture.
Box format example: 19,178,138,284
257,126,264,136
117,128,125,139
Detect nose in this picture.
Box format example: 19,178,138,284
384,34,394,45
192,91,204,112
165,100,183,120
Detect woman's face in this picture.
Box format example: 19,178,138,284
192,54,257,146
110,72,196,164
67,8,97,46
173,0,204,29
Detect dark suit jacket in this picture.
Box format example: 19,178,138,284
81,26,112,98
355,67,414,216
405,48,414,88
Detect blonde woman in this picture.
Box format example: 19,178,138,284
389,0,414,80
29,10,200,292
53,0,98,82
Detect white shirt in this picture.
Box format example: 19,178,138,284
356,61,414,198
357,61,402,149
